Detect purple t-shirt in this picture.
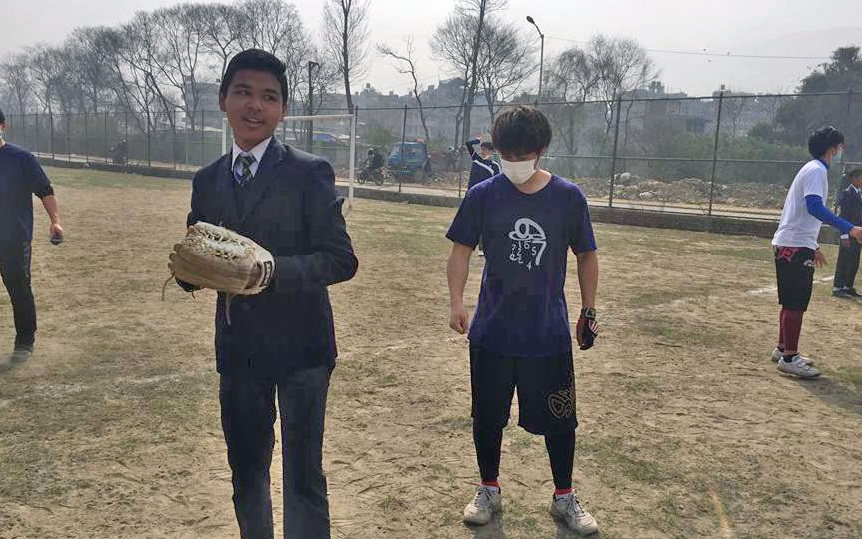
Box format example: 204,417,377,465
446,175,597,358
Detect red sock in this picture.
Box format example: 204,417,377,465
777,308,785,350
782,310,804,352
482,480,499,488
554,488,573,496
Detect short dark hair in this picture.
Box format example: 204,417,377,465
808,126,844,159
480,141,495,151
0,107,5,125
847,168,862,181
492,106,552,156
220,49,288,105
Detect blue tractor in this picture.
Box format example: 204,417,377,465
388,141,432,181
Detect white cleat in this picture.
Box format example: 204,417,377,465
549,493,598,535
772,348,814,365
777,354,821,379
463,486,502,525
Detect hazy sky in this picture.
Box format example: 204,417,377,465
2,0,861,98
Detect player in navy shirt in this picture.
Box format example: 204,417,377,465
447,106,600,535
465,138,500,190
0,107,65,364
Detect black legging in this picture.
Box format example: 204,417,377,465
474,423,576,489
0,240,36,347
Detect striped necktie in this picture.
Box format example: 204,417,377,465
236,154,256,189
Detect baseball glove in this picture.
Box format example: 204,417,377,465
163,222,275,324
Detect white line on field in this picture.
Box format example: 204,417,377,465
746,276,834,296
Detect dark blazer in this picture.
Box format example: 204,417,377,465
837,185,862,227
186,139,358,379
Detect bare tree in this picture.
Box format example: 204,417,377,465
125,11,179,129
28,45,68,115
201,3,245,78
431,0,506,146
95,17,168,134
66,27,114,113
477,18,536,121
377,37,430,141
321,0,370,113
154,4,210,131
545,46,602,160
590,35,657,133
0,52,35,114
431,12,476,146
237,0,302,55
455,0,506,141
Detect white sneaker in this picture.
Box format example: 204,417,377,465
549,493,598,535
771,348,814,365
463,486,502,525
777,354,821,379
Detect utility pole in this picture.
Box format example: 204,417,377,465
526,16,545,104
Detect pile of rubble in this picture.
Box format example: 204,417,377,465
578,172,788,209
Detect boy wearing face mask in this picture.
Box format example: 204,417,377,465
446,106,600,535
832,168,862,297
770,126,862,378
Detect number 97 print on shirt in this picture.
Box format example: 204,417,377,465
508,217,547,270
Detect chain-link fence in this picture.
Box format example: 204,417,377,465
6,89,860,221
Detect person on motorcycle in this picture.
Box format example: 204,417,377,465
360,148,386,185
370,147,384,171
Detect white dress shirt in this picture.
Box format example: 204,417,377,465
231,137,272,183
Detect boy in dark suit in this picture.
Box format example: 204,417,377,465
172,49,357,539
833,167,862,297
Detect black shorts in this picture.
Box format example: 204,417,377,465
469,345,577,435
774,246,815,311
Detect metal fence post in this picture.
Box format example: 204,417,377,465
124,111,129,165
66,114,71,163
34,112,42,154
708,91,725,217
400,104,407,194
200,109,205,166
608,96,622,208
84,110,89,163
147,115,152,167
49,112,55,159
104,110,109,164
172,110,177,170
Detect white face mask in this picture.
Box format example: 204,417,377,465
500,158,537,185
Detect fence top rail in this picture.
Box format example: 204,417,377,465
7,88,861,117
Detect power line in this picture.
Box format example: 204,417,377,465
544,35,830,61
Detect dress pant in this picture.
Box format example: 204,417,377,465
834,241,861,290
220,363,332,539
0,240,36,347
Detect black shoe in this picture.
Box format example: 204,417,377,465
845,288,861,297
833,288,852,298
10,344,33,364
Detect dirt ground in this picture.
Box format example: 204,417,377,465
1,166,861,539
